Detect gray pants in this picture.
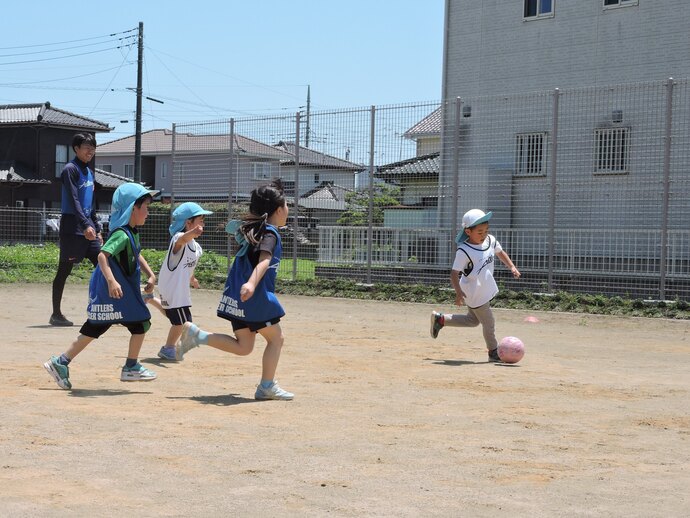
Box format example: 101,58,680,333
444,302,497,351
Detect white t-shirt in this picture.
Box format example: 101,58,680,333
451,235,503,308
158,232,203,309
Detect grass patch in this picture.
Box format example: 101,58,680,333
1,244,688,319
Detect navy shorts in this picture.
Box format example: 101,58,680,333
79,320,150,338
222,315,281,333
164,306,193,326
59,234,101,264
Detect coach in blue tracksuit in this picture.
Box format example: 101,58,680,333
50,133,103,327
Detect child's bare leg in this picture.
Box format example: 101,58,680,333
64,334,95,360
257,324,284,382
126,333,146,360
207,328,255,356
165,324,183,347
145,296,166,316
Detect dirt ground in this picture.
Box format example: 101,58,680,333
1,283,689,517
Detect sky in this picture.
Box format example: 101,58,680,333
1,1,444,144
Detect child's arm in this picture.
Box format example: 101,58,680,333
190,275,200,289
450,269,465,306
239,251,272,302
97,251,122,298
172,225,204,254
496,250,521,278
139,254,157,294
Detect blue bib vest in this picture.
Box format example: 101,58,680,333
87,227,151,324
61,159,94,217
217,225,285,324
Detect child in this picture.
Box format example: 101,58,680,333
176,179,293,401
43,183,159,389
149,202,212,361
430,209,521,362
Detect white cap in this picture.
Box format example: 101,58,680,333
462,209,492,229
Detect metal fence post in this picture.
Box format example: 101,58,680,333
660,78,674,301
170,122,177,218
548,88,560,293
227,118,235,269
366,105,376,285
293,112,301,281
450,97,462,250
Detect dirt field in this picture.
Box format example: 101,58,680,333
1,283,689,517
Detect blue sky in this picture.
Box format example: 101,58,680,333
1,1,444,143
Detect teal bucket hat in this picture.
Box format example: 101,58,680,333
455,209,493,244
109,183,159,231
169,202,213,236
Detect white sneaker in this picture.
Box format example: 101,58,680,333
254,381,294,401
120,363,157,381
177,322,202,360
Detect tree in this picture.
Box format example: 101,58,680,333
336,183,401,226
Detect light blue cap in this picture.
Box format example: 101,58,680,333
169,202,213,236
109,183,159,230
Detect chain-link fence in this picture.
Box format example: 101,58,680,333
3,78,689,300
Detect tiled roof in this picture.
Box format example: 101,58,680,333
298,182,353,210
274,141,364,171
403,107,442,138
0,102,111,132
98,129,292,160
0,162,51,184
376,152,440,178
93,168,135,189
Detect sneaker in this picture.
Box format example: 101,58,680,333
254,381,294,401
43,356,72,389
177,322,201,360
157,345,178,362
121,363,157,382
488,348,501,362
49,314,73,327
430,311,444,339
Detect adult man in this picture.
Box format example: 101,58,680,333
50,133,102,326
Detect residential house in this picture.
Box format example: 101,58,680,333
0,102,112,209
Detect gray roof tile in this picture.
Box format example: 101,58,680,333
0,102,111,131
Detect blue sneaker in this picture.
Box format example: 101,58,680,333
177,322,202,360
157,345,178,362
43,356,72,390
254,381,294,401
121,363,157,382
430,311,444,339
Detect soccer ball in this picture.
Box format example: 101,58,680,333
498,336,525,364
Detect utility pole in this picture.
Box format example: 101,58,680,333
134,21,143,184
305,85,311,148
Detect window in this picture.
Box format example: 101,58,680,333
124,164,134,178
161,162,167,179
55,145,68,177
100,164,112,173
515,133,547,176
595,128,630,174
252,162,271,180
524,0,554,19
314,173,320,184
603,0,638,8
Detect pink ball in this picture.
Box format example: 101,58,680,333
498,336,525,364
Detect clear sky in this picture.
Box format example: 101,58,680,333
1,1,444,143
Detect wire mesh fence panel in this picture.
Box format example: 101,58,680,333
2,80,689,300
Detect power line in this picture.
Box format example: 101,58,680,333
0,28,137,50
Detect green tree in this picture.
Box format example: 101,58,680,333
336,183,401,226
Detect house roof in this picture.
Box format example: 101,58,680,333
0,102,111,132
403,107,442,139
97,129,292,160
376,152,440,178
298,182,353,211
93,168,136,190
273,141,364,171
0,162,51,185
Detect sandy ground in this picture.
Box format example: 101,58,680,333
0,283,689,517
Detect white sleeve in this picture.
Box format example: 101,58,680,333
166,233,185,270
493,236,503,254
451,248,469,272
